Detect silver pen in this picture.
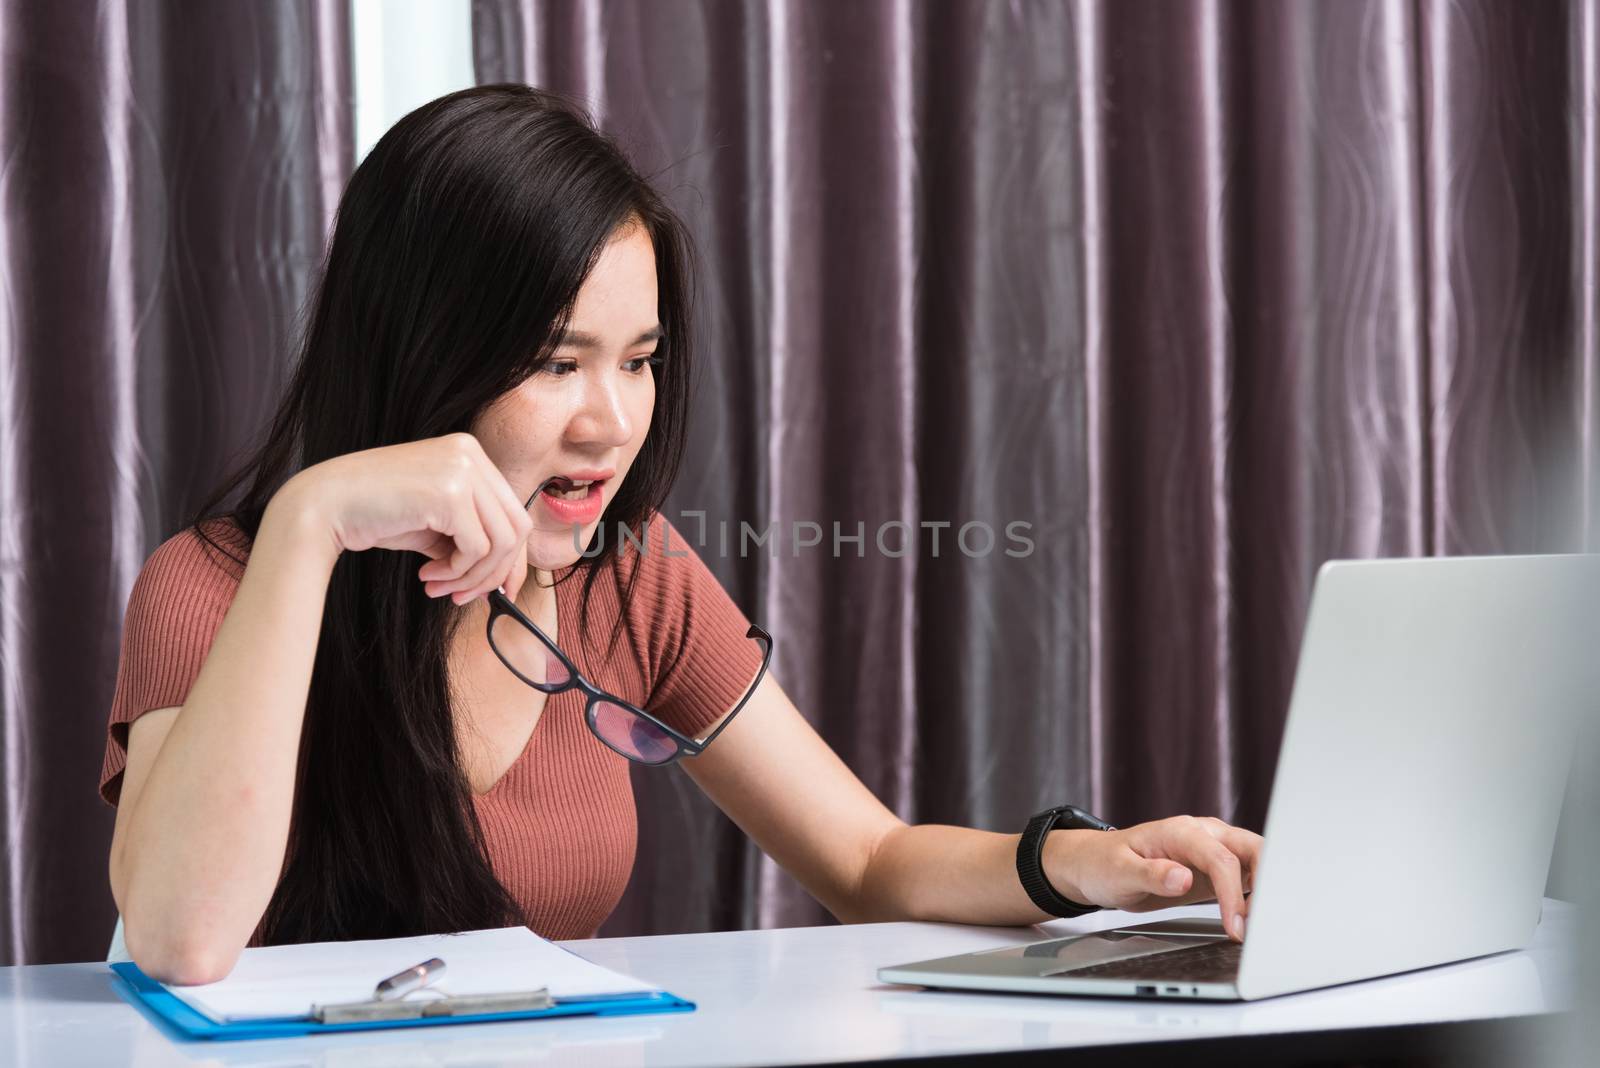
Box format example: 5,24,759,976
374,957,447,1001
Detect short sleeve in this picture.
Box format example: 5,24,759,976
99,521,248,805
626,514,768,740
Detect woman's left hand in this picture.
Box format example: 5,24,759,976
1046,816,1264,942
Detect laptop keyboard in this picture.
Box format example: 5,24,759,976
1054,938,1243,983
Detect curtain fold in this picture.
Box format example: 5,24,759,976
0,0,350,965
474,0,1600,938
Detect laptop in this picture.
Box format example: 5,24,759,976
880,554,1599,1001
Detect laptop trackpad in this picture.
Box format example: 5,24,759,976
979,920,1229,976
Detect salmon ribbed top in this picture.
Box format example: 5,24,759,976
99,512,765,940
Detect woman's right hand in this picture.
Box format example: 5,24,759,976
281,432,536,605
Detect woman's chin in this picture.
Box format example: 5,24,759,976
528,527,600,570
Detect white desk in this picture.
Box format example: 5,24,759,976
0,900,1575,1067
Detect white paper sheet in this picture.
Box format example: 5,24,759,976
162,926,661,1023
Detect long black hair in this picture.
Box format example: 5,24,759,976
184,84,696,944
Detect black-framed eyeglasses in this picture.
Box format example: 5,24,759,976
485,586,773,766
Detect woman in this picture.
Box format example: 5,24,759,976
102,85,1262,985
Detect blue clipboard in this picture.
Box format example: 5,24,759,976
110,961,695,1041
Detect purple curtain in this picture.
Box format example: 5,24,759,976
474,0,1600,938
0,0,350,965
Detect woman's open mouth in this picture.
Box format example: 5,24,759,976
535,474,608,525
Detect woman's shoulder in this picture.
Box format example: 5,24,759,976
610,511,766,736
626,509,696,562
131,516,252,609
103,517,254,805
117,515,254,693
613,511,718,600
611,510,756,651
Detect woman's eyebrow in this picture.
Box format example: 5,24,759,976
555,325,664,350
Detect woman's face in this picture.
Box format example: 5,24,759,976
471,221,661,571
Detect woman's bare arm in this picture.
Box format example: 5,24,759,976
109,428,540,978
108,434,537,984
682,674,1262,937
110,480,341,984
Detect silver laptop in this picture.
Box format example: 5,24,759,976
880,554,1598,1001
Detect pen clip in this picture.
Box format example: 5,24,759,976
374,956,447,1001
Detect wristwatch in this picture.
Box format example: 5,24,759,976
1016,804,1117,918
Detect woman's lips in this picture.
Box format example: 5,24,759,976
536,478,606,526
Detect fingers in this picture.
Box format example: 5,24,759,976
1205,850,1247,943
483,493,533,605
1124,817,1251,941
483,461,537,535
416,453,535,603
1168,820,1249,942
436,484,518,604
493,473,536,603
420,488,491,598
410,532,453,562
504,537,530,604
480,469,535,600
1200,818,1263,896
1133,857,1193,899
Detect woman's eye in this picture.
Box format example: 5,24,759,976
626,355,663,374
544,361,578,378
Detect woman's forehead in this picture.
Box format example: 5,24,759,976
562,228,660,345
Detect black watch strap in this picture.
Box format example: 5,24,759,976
1016,804,1116,918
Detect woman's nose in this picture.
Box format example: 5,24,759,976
567,373,633,447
